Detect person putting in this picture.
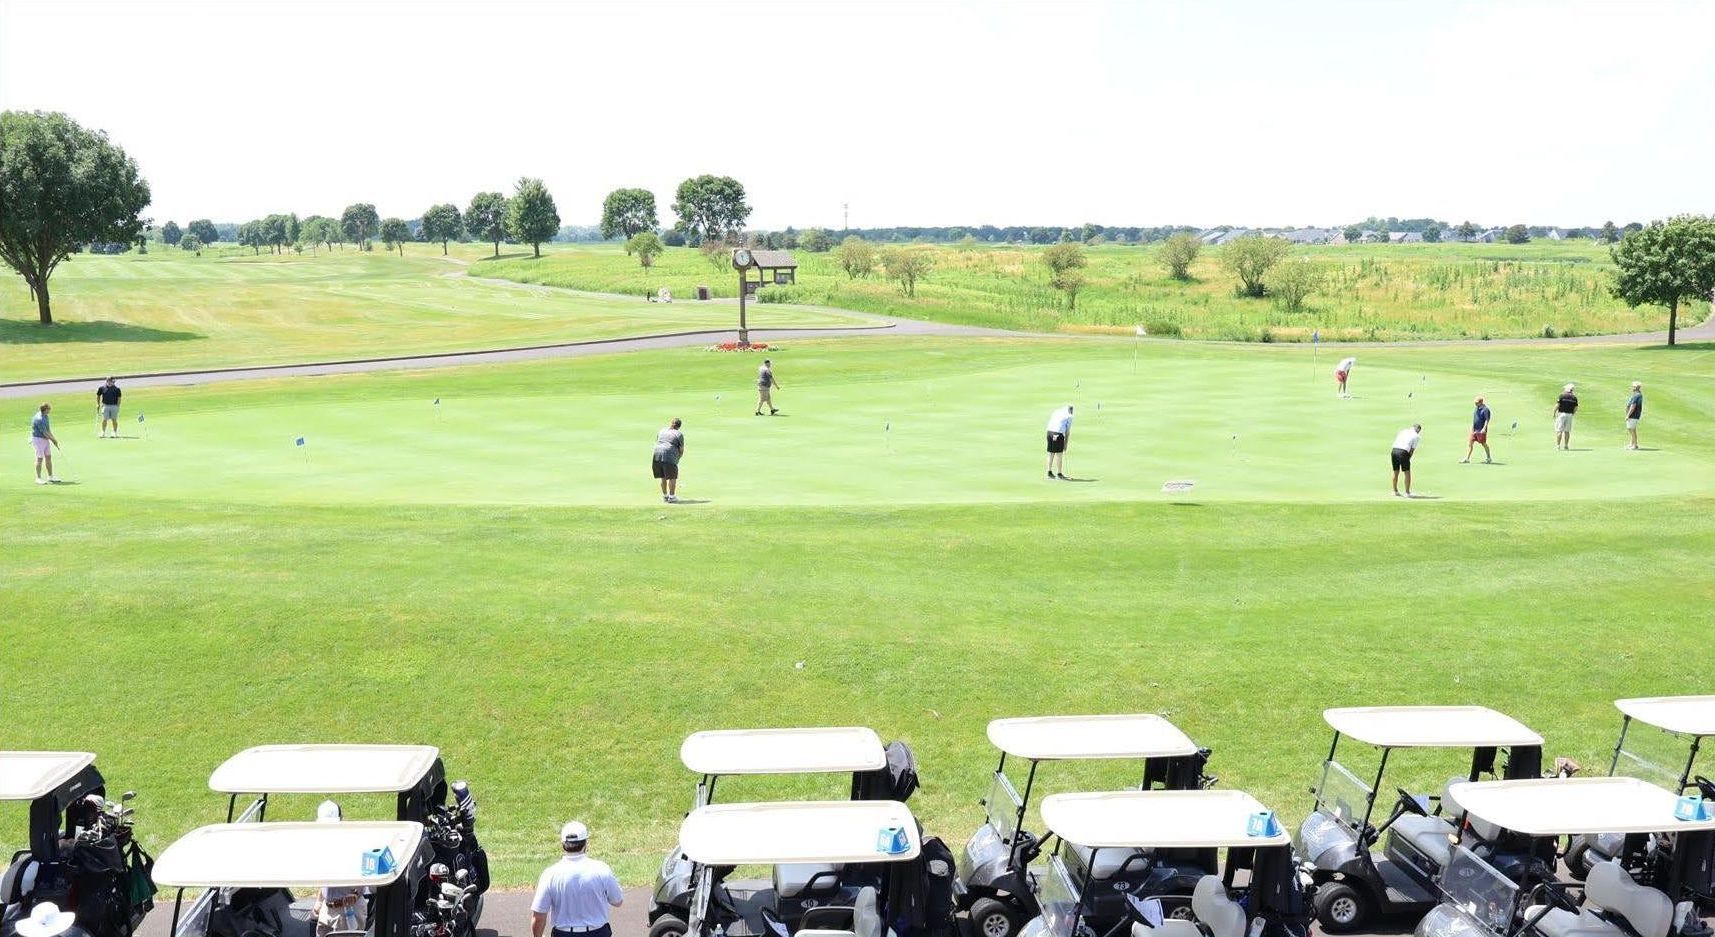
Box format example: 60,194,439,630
531,821,622,937
652,418,685,503
1553,383,1578,450
755,359,779,416
1334,356,1356,397
1391,423,1421,497
1045,404,1074,479
1462,396,1492,464
30,403,60,485
95,377,122,438
1624,381,1644,450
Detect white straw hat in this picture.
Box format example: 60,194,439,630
18,902,78,937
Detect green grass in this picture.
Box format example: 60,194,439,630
0,243,866,382
3,337,1712,885
477,240,1677,341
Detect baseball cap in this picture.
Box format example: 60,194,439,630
561,821,589,844
317,800,342,823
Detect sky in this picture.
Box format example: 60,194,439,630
3,0,1712,230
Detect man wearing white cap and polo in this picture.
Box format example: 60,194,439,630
531,821,622,937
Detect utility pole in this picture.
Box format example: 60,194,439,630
843,202,849,234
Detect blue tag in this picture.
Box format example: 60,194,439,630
1246,811,1281,837
875,825,909,855
362,846,396,875
1674,795,1710,822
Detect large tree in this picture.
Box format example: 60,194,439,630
1159,232,1201,280
1218,234,1290,297
505,177,559,258
880,246,933,297
466,191,508,256
161,220,182,246
300,215,338,252
421,203,464,255
0,111,151,324
379,217,411,256
835,235,875,279
1611,216,1715,347
187,218,218,244
341,202,379,250
1042,242,1088,310
600,188,657,240
671,174,750,245
1265,258,1325,313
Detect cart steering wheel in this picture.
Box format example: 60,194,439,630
1695,776,1715,801
1396,787,1429,817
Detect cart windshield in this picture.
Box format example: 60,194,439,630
1613,722,1692,792
1317,760,1375,832
987,770,1024,839
1439,846,1517,937
1038,854,1081,937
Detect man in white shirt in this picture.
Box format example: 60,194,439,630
1390,424,1421,497
531,821,623,937
1334,357,1356,397
1045,404,1074,479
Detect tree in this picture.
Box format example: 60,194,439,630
1219,234,1290,297
379,217,411,255
1456,221,1480,241
187,218,218,244
835,235,876,279
505,177,559,258
1611,216,1715,347
1042,243,1088,310
625,231,664,269
0,111,150,324
300,215,338,252
672,174,750,244
237,220,264,255
1342,224,1363,243
1423,223,1442,243
421,203,463,255
1159,232,1201,280
341,202,379,250
466,191,508,256
1265,258,1325,313
798,228,832,252
161,220,182,246
600,188,657,240
1601,221,1620,244
179,235,202,256
1504,224,1530,244
661,228,686,247
880,246,934,297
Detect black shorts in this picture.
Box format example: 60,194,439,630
1390,448,1413,471
1046,432,1067,454
651,458,679,480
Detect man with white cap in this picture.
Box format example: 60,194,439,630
530,821,622,937
312,800,367,937
15,902,80,937
1552,383,1579,450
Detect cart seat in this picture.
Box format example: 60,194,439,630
1071,843,1148,879
1393,815,1456,867
1191,875,1245,937
1588,860,1671,937
1521,906,1623,937
776,863,841,898
1132,921,1201,937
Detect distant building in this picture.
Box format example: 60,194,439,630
1543,228,1565,240
1389,232,1424,244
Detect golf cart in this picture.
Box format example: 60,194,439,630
207,745,486,932
152,821,452,937
1019,789,1310,937
652,728,924,937
1415,776,1715,937
676,800,955,937
958,715,1215,937
1298,706,1547,932
1,751,152,937
1567,697,1715,884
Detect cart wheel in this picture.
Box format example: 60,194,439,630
1313,882,1370,933
1160,897,1194,921
969,898,1023,937
649,915,688,937
1564,841,1592,881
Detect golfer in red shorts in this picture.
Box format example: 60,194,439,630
1462,396,1492,464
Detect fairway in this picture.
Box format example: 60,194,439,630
4,336,1713,886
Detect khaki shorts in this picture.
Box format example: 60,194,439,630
757,386,772,403
1554,412,1574,433
1626,418,1639,430
101,404,119,421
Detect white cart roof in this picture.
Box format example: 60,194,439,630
209,744,439,794
153,821,424,888
1448,777,1715,836
1617,697,1715,737
679,800,920,864
0,751,97,801
1324,706,1542,748
1041,789,1291,848
986,714,1198,760
679,727,886,775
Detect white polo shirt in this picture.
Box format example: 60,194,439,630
1337,357,1356,373
1046,408,1074,434
1392,427,1420,452
531,853,622,929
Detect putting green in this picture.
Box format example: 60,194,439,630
9,337,1711,506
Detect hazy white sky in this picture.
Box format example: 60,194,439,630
3,0,1711,229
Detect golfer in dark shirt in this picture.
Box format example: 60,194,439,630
1552,383,1578,450
1462,396,1492,464
652,418,685,503
96,378,122,438
1625,382,1644,450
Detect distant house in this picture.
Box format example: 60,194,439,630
1197,228,1230,245
1472,228,1502,243
1359,230,1388,244
1281,228,1336,245
1389,232,1424,244
1543,228,1565,240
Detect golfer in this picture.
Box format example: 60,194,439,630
1390,423,1421,497
530,821,622,937
1335,356,1356,397
1045,404,1074,479
1552,383,1578,450
1625,381,1644,450
652,418,685,503
31,403,60,485
95,377,122,438
1462,396,1493,464
755,359,780,416
313,801,368,937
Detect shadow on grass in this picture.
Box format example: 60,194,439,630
0,319,203,345
1639,341,1715,352
470,251,538,263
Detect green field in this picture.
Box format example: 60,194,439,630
4,336,1712,884
0,244,865,382
478,240,1676,341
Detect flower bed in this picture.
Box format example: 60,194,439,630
708,342,770,352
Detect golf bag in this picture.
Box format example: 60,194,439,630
1240,846,1310,937
882,836,957,937
207,889,294,937
854,742,920,803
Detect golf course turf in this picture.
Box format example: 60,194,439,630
3,335,1711,884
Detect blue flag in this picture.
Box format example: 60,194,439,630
1312,329,1320,344
136,413,145,423
884,422,891,432
295,437,306,447
433,398,440,405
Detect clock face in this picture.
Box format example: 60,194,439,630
732,248,753,268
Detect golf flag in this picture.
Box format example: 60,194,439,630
885,422,891,432
433,398,440,406
295,437,306,447
1135,324,1147,337
1312,330,1320,344
136,413,145,423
